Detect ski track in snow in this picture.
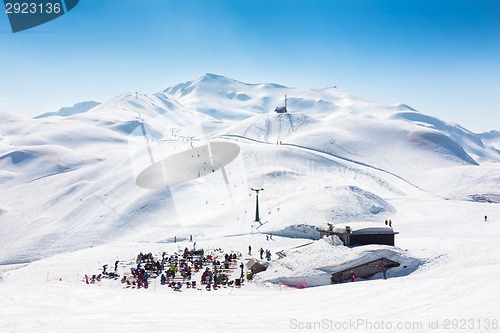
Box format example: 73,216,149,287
220,134,422,191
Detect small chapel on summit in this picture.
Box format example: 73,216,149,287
274,95,288,113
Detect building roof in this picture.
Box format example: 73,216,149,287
246,258,269,273
322,222,397,235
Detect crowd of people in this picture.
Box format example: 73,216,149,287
116,247,243,291
82,233,278,290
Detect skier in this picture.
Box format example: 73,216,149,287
349,271,356,282
485,215,488,221
137,270,144,285
259,247,264,260
102,264,107,274
248,245,252,255
114,260,119,271
381,264,387,280
240,263,244,279
389,220,392,227
201,269,209,284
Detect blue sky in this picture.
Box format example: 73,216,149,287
1,0,499,132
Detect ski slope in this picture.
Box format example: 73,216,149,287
1,74,499,332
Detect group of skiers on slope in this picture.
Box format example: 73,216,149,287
248,233,274,262
84,260,120,284
248,245,272,261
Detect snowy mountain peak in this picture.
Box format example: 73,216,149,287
194,73,290,90
162,73,241,96
395,103,417,111
196,72,233,83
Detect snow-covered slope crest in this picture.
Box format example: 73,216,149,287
35,101,100,119
158,73,359,121
477,130,500,152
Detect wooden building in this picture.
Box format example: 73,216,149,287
327,257,400,283
245,258,269,279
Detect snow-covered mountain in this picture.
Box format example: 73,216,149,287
1,73,499,265
1,74,500,332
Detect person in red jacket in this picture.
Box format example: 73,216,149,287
349,271,356,282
